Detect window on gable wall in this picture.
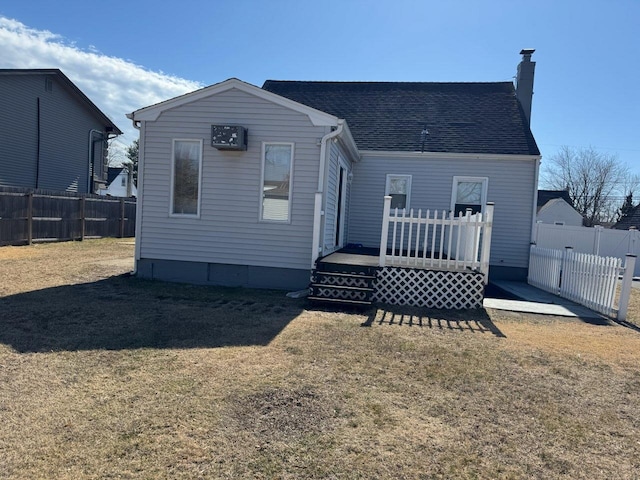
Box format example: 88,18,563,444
171,139,202,216
385,174,412,210
261,142,294,222
451,176,488,216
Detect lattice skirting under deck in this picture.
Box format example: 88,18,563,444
373,267,485,309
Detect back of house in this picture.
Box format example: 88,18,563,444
129,50,540,290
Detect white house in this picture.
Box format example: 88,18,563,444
99,167,137,197
536,190,583,226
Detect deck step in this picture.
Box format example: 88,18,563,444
309,266,377,306
310,284,375,292
307,296,372,305
313,271,377,280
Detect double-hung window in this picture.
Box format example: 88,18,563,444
171,139,202,216
385,174,412,210
451,176,488,216
261,142,294,222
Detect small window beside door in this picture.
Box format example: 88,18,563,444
385,174,412,210
451,176,488,216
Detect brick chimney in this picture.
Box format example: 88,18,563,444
516,48,536,125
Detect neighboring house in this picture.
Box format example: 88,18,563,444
536,189,583,226
613,204,640,230
0,69,122,193
127,50,540,295
99,167,137,197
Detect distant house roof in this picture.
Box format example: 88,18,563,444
0,69,122,135
537,190,573,209
107,167,124,186
262,80,539,155
614,204,640,230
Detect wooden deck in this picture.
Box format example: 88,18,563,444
319,252,380,267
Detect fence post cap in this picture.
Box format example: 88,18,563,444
625,254,637,258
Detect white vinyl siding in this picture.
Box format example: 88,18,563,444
139,87,328,271
347,154,537,270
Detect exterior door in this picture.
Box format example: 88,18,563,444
334,164,348,249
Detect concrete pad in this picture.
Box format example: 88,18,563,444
483,298,603,318
486,281,606,319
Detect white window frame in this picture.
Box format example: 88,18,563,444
450,176,488,215
259,141,294,223
385,174,412,211
169,138,203,218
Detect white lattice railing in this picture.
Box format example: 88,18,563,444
378,196,494,281
528,245,636,320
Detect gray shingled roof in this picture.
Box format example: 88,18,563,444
614,204,640,230
107,167,124,185
262,81,539,155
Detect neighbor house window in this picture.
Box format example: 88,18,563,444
451,176,488,216
385,174,412,210
261,142,294,222
121,176,126,187
171,139,202,216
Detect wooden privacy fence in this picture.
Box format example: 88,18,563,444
0,188,136,246
379,196,494,281
528,245,636,320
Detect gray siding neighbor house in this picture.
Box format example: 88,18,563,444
0,69,122,193
128,50,540,291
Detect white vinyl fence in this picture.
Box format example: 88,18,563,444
379,196,494,280
528,245,636,320
534,223,640,277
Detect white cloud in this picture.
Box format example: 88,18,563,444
0,16,203,155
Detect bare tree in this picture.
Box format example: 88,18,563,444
542,146,632,226
106,138,125,167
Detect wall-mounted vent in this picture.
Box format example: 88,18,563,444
211,125,248,151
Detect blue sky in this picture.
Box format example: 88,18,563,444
1,0,638,180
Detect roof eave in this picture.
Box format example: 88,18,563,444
130,78,340,127
359,150,542,161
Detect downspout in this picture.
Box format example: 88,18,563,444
311,120,345,266
36,98,41,189
318,119,344,192
126,113,143,274
87,129,103,193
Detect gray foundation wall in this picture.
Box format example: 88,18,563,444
137,258,310,291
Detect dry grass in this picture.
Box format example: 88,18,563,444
1,239,640,479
